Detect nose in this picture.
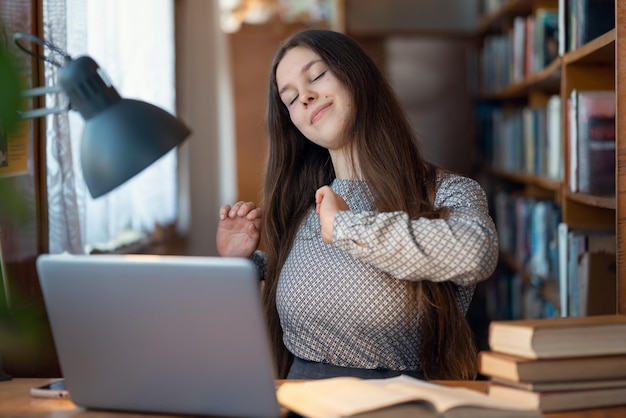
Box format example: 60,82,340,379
300,90,317,106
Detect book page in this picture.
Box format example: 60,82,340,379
378,376,536,412
276,377,421,418
277,375,538,418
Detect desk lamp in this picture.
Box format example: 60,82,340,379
0,34,190,380
13,32,191,198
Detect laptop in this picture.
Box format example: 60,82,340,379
36,253,281,418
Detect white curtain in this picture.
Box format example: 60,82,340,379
43,0,178,254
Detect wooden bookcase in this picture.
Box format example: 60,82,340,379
477,0,623,318
617,1,626,314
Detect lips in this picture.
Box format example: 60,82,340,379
310,102,332,124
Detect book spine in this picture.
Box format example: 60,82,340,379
558,0,566,56
568,0,577,51
546,95,563,180
533,9,559,72
557,222,569,316
567,231,584,316
576,91,616,196
568,90,578,192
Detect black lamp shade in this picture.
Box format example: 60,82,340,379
80,99,189,198
57,56,190,198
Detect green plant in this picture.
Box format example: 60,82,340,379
0,39,28,224
0,38,29,379
0,39,20,133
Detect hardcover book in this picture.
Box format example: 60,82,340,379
576,90,616,196
577,251,616,316
488,314,626,359
570,0,615,50
546,95,562,180
478,350,626,383
490,377,626,393
533,8,559,71
488,382,626,412
556,225,615,316
567,91,578,192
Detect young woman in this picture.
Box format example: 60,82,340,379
217,29,498,381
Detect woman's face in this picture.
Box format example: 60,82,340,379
275,46,353,150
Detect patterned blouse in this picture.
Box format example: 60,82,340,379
252,172,498,372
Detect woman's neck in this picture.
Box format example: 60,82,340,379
329,147,362,180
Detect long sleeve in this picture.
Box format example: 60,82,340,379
251,250,268,281
331,174,498,286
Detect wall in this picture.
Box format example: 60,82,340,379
227,22,308,204
385,36,478,175
175,0,236,256
345,0,479,35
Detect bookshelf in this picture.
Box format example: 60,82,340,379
617,1,626,315
476,0,621,319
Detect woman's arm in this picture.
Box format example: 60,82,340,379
331,175,499,286
250,250,268,281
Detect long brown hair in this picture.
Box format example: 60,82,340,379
262,29,477,380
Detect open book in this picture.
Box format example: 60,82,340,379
276,375,542,418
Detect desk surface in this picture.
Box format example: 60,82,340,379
2,378,626,417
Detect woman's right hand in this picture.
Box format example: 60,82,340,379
216,201,262,258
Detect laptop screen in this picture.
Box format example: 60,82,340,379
37,254,280,418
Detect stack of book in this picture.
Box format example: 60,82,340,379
480,315,626,413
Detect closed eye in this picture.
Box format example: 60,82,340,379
312,71,326,81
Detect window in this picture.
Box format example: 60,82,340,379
43,0,178,254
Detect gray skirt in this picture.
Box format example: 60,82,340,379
286,357,425,380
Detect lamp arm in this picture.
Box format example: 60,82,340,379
19,84,70,119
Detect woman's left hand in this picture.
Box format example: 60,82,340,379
315,185,349,243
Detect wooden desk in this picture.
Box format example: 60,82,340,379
2,378,626,417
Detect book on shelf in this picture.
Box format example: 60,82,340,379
478,3,563,93
533,7,559,72
488,382,626,412
568,0,615,51
522,106,548,177
478,350,626,383
566,229,586,317
567,89,616,195
486,268,524,321
491,191,562,319
546,95,562,181
567,89,579,192
488,107,525,173
522,107,536,175
524,15,535,77
557,224,616,317
488,314,626,359
511,16,527,82
578,251,616,315
576,90,616,196
481,34,511,92
558,0,566,56
276,375,542,418
557,223,569,315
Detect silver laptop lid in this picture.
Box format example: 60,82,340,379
36,254,280,418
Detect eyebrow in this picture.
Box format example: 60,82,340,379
278,59,323,96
